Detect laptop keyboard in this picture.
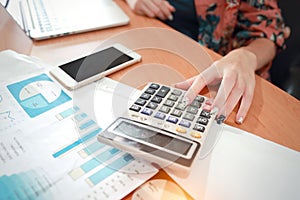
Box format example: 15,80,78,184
31,0,51,32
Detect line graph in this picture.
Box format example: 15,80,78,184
0,87,26,132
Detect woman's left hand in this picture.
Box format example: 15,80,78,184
175,48,257,124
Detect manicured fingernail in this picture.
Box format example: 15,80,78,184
236,117,243,124
217,115,226,124
168,14,173,21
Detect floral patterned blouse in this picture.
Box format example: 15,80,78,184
194,0,286,56
163,0,287,78
127,0,287,78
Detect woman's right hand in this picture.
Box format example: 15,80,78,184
132,0,175,20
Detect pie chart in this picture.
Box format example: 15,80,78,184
19,80,61,109
7,74,71,118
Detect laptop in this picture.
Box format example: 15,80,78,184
14,0,129,40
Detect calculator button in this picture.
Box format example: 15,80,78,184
183,113,195,121
172,89,182,96
146,102,158,110
205,99,213,106
149,83,160,90
168,94,178,101
163,100,175,107
203,104,212,111
179,120,191,128
167,116,178,124
171,109,182,117
186,106,198,115
141,108,153,116
200,110,211,118
154,112,166,120
145,88,155,95
196,117,208,125
135,98,146,106
159,106,171,114
156,86,170,98
151,96,162,103
176,127,187,134
190,131,202,138
140,93,151,100
129,104,141,112
190,100,201,108
195,96,205,103
193,124,205,132
175,103,186,111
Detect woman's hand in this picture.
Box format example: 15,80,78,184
175,48,257,124
132,0,175,20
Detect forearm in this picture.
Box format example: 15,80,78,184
241,38,276,71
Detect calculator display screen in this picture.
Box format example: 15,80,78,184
113,121,192,156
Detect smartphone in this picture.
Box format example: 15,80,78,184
50,43,141,90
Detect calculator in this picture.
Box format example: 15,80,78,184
98,83,217,176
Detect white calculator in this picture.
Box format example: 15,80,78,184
98,83,217,176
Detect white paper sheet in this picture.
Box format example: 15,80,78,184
166,123,300,200
0,51,158,200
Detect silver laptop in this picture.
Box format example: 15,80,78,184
17,0,130,40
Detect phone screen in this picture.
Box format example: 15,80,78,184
59,47,133,82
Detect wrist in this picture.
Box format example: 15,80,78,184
238,47,258,71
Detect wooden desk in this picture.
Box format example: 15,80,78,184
27,0,300,199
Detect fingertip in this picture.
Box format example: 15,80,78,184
173,81,189,89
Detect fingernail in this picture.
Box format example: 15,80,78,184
236,117,243,124
168,14,173,21
216,115,226,124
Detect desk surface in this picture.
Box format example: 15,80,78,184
23,0,300,199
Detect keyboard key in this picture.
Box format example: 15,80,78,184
145,88,155,95
167,116,178,124
172,89,182,96
140,93,151,100
197,117,208,125
171,109,182,117
151,96,162,103
195,96,205,103
154,112,166,120
183,113,195,121
193,124,205,132
156,86,170,98
179,120,191,128
141,108,153,116
200,110,211,118
168,94,178,101
146,102,158,110
149,83,160,90
135,98,146,106
175,103,186,111
190,100,201,108
129,104,141,112
163,100,175,107
186,106,198,115
159,106,171,114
